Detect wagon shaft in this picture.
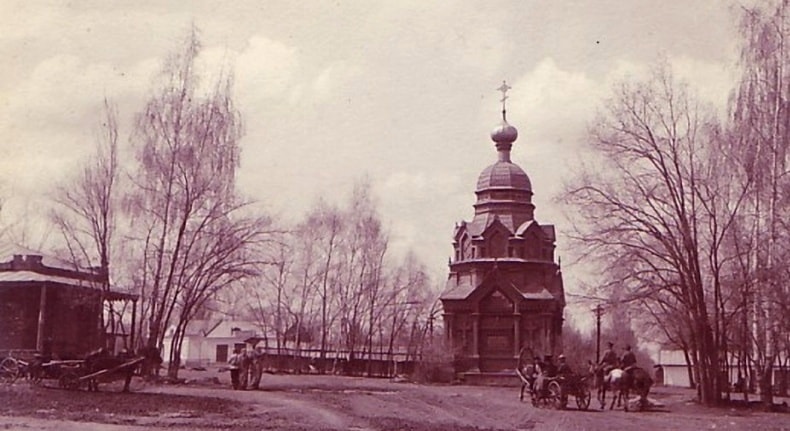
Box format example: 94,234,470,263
80,357,143,381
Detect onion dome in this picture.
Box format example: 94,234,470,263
491,121,518,144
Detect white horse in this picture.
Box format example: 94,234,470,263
604,368,627,410
589,362,626,410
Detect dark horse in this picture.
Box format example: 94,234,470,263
83,347,162,392
617,366,654,411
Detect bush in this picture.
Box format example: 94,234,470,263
411,337,455,383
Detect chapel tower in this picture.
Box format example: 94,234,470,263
440,82,565,374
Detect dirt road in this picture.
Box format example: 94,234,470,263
1,373,788,430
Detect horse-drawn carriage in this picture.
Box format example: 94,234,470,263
589,362,654,412
0,353,85,389
0,347,161,392
516,349,592,410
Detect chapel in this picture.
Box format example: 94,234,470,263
440,83,565,374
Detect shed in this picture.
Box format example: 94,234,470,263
0,244,136,358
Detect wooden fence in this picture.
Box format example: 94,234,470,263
252,347,421,378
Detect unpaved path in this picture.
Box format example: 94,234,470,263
2,374,789,430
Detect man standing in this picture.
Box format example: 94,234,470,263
238,348,251,390
249,346,265,390
227,347,242,390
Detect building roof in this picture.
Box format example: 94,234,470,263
465,213,518,237
476,161,532,192
0,243,88,272
0,270,102,288
441,274,557,302
521,286,555,300
0,242,135,301
440,280,476,300
0,270,136,300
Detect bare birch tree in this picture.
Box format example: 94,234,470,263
730,0,790,403
128,28,269,377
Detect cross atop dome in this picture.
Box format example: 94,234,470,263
497,80,511,121
490,80,518,154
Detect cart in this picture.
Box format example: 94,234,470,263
553,373,593,410
63,356,146,391
514,347,592,411
1,352,86,389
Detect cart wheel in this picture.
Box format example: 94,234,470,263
576,384,592,410
59,371,81,390
0,357,20,384
548,380,564,409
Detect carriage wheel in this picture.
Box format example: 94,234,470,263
0,358,20,384
59,371,81,390
548,381,564,410
576,383,592,411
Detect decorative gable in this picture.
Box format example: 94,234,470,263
480,289,514,313
480,217,512,258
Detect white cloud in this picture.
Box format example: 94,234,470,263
234,36,300,102
508,58,602,146
378,171,466,279
312,61,363,102
0,53,157,197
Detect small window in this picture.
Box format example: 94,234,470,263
216,344,228,362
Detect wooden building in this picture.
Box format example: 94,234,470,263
0,244,136,358
440,91,565,374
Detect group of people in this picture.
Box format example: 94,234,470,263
227,346,266,390
598,342,637,374
519,350,575,398
519,341,639,398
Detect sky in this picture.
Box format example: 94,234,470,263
0,1,745,331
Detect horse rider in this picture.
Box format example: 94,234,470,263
599,342,618,374
621,345,637,378
535,354,558,397
557,354,573,378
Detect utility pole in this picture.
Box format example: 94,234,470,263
594,304,604,363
